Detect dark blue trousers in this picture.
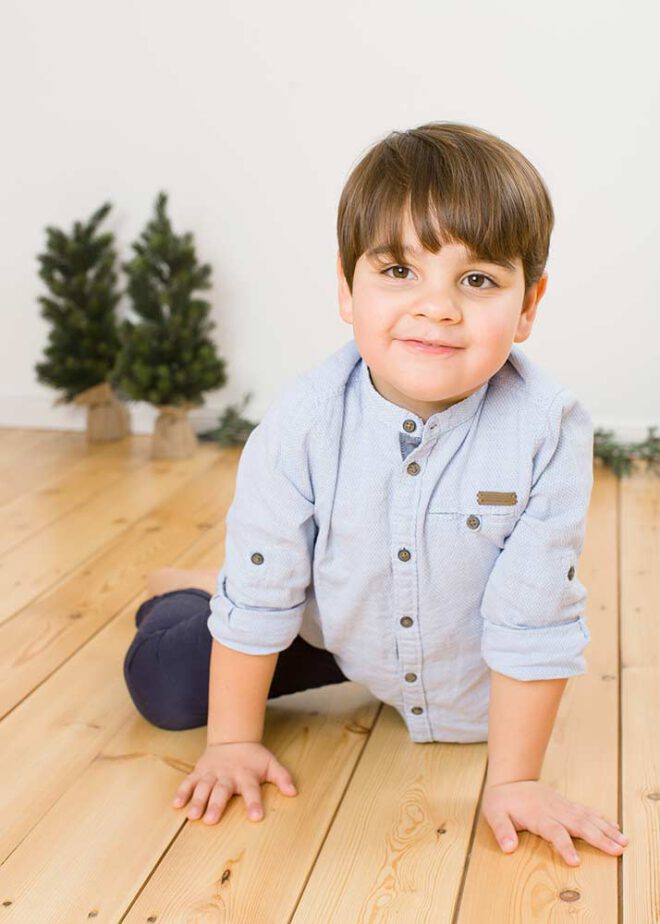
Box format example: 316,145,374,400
123,588,349,730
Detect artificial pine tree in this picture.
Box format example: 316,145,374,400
35,202,130,441
110,191,226,459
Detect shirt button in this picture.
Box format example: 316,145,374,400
250,552,264,564
405,672,417,682
400,616,414,627
411,706,424,715
567,565,575,580
403,419,417,432
466,514,481,530
406,461,420,475
398,548,411,562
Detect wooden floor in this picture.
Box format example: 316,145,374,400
0,426,657,923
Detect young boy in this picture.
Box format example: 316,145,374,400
123,121,629,865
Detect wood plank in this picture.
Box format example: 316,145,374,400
456,461,621,920
291,707,486,922
0,430,98,505
0,442,221,624
0,436,153,556
0,466,234,861
0,428,64,466
0,434,645,921
621,459,660,923
0,517,381,921
0,450,238,718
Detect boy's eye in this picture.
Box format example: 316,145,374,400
462,272,498,289
381,265,415,281
380,266,498,289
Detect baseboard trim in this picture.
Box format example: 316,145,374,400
0,393,236,435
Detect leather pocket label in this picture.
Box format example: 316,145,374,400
476,491,518,506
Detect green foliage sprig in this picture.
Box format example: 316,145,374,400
594,426,660,478
198,392,258,446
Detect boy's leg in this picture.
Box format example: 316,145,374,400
123,588,349,731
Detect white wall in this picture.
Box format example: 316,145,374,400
1,0,658,439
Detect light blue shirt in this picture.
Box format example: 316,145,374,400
207,337,594,743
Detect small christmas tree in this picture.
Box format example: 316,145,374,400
35,202,130,441
110,191,227,459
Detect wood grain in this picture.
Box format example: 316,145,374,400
0,430,647,923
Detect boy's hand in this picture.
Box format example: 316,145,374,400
171,742,298,825
480,780,629,866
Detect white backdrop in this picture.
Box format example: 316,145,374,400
1,0,658,438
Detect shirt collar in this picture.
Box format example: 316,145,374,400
358,355,490,437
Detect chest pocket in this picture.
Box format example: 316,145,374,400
423,510,518,625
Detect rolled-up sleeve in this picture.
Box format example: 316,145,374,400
207,380,319,656
480,388,595,680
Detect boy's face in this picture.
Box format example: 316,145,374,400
337,214,547,422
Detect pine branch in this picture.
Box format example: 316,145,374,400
197,392,258,446
594,426,660,478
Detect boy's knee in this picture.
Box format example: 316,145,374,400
123,638,192,731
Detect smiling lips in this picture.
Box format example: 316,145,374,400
400,339,463,354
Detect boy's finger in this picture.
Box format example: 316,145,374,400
172,778,196,806
542,821,580,865
203,785,233,824
240,781,264,820
486,812,518,852
187,780,214,818
579,818,626,856
591,815,629,845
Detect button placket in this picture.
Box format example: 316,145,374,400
359,356,492,738
393,417,429,734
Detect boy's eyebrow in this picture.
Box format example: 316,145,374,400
365,242,517,272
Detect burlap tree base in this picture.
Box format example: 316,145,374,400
65,382,130,442
152,404,198,459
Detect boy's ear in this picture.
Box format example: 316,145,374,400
337,250,353,325
513,271,548,344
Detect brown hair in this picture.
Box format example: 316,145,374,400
336,121,554,294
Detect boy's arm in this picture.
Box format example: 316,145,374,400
485,671,567,787
206,378,319,657
207,639,279,745
479,389,594,786
479,388,595,682
203,378,318,746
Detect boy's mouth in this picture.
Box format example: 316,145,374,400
400,339,462,355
